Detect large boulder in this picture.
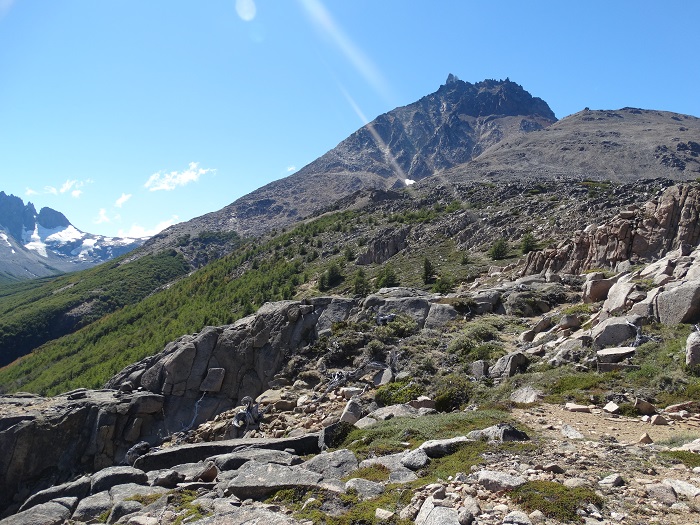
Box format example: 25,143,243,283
591,315,640,348
489,352,528,378
656,280,700,325
686,330,700,368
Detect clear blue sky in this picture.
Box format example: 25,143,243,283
1,0,698,238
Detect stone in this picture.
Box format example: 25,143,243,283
597,347,636,364
353,416,377,429
345,478,384,500
503,510,533,525
0,501,71,525
152,470,186,488
549,339,585,367
650,414,669,425
419,436,472,458
91,466,149,494
477,470,526,491
375,508,395,520
470,360,489,379
369,404,421,420
359,453,417,483
420,506,460,525
565,403,591,413
603,401,620,414
107,499,143,523
509,386,542,404
199,368,226,392
72,491,113,522
409,396,436,410
646,483,677,506
598,474,624,487
195,506,303,524
489,352,528,378
18,475,91,512
634,398,657,415
656,280,700,325
373,368,394,386
302,448,358,479
225,462,329,499
638,433,654,444
686,331,700,368
602,281,637,315
662,479,700,499
210,449,302,471
591,316,640,348
582,274,619,303
561,424,584,439
558,315,581,330
339,399,363,425
466,423,529,442
401,447,430,470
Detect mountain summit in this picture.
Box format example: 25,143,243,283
146,78,557,250
0,191,145,282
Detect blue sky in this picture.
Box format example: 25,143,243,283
1,0,699,238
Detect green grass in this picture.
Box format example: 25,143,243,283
338,410,512,459
511,480,603,522
659,450,700,469
342,464,391,483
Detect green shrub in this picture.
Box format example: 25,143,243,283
375,315,418,339
376,264,400,288
375,380,424,406
511,480,603,522
488,238,509,260
434,374,474,411
520,232,537,254
432,276,453,294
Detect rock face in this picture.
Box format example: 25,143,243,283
1,292,461,514
0,390,164,514
523,184,700,275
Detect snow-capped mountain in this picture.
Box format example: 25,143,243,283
0,191,145,282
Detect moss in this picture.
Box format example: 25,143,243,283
661,450,700,469
97,510,111,523
413,441,488,485
434,374,474,412
170,489,211,525
124,493,163,506
511,480,603,522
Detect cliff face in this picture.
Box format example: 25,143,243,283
523,184,700,275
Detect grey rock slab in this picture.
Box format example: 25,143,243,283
369,404,421,420
646,483,677,506
106,499,142,524
18,475,91,512
133,434,319,471
0,501,71,525
339,399,363,425
596,347,635,364
210,449,302,471
509,386,542,404
225,462,330,500
108,483,167,505
196,506,305,524
662,479,700,499
489,352,528,378
91,466,148,494
301,448,358,479
418,436,472,458
686,331,700,368
71,490,113,522
466,423,529,442
503,510,533,525
561,424,584,439
345,478,384,500
353,416,378,429
591,315,640,348
401,447,430,470
477,470,526,491
421,506,461,525
657,279,700,325
359,453,417,483
598,474,624,487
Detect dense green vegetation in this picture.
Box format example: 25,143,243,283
0,249,190,368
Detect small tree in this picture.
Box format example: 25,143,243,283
520,232,537,254
353,268,370,296
422,257,435,284
432,275,453,294
488,238,509,260
376,264,399,289
319,263,343,291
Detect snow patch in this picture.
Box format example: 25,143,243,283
0,233,10,247
45,224,84,243
405,179,416,186
24,226,48,257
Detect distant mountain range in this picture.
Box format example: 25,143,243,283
0,191,145,283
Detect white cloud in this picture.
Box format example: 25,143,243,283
118,216,179,239
45,185,58,195
235,0,256,21
25,188,38,196
60,180,78,193
287,166,296,172
71,190,82,198
115,193,132,208
95,209,110,224
144,162,214,192
44,179,92,197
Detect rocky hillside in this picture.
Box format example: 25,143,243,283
140,77,557,251
0,191,144,282
1,183,700,524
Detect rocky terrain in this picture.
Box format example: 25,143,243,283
0,191,144,282
2,183,700,524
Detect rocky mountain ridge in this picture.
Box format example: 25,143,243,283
0,191,145,282
140,77,558,251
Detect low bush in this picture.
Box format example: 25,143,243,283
511,480,603,522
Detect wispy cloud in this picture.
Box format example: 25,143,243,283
299,0,391,101
0,0,16,20
115,193,132,208
144,162,214,192
44,179,92,197
287,166,297,172
118,216,179,239
25,188,38,196
95,208,110,224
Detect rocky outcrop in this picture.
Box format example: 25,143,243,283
523,184,700,275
